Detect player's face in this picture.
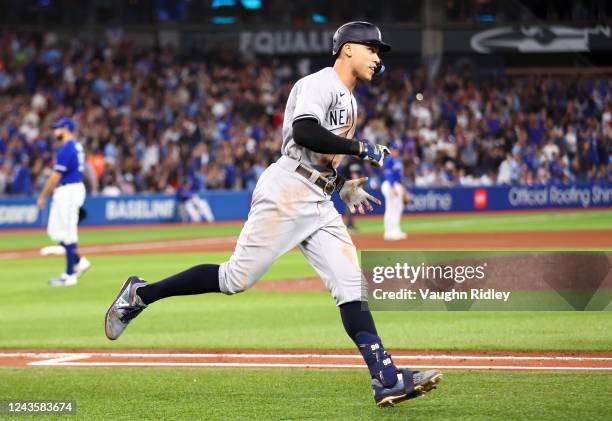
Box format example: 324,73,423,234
352,44,380,81
53,128,64,141
54,128,71,142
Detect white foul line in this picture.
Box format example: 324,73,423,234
0,352,608,371
22,361,612,371
1,352,610,361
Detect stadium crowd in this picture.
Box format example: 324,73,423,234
0,33,610,196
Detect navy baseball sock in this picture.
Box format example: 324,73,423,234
62,243,77,275
339,300,378,339
136,264,221,305
339,301,398,387
59,242,80,264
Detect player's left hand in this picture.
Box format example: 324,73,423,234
36,196,46,209
403,191,412,204
359,141,389,167
339,177,381,214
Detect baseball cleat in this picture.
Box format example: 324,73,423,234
74,257,91,278
105,276,148,340
373,369,442,407
48,273,78,287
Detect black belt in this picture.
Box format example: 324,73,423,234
294,164,343,195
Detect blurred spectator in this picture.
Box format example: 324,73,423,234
10,155,32,195
0,32,610,199
100,173,121,197
497,153,521,184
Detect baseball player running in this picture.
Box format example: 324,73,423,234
37,117,91,286
381,141,408,240
105,22,442,407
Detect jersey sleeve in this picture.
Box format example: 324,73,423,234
292,74,332,125
54,145,70,173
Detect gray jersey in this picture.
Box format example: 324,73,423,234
282,67,357,176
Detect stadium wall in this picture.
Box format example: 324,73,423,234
1,184,611,229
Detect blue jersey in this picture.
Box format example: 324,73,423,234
383,155,402,184
54,139,84,185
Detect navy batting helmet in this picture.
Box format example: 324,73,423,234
332,21,391,57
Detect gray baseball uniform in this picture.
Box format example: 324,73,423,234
283,67,357,175
218,67,363,305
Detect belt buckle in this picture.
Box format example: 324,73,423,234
323,178,335,195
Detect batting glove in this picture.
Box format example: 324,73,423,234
359,140,390,167
339,177,381,214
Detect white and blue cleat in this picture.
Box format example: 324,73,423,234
373,369,443,407
105,276,149,340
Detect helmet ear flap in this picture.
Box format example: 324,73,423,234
375,61,385,76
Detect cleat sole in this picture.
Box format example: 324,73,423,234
376,372,443,407
104,277,136,340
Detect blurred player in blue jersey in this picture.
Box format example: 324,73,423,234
381,141,409,240
37,117,91,286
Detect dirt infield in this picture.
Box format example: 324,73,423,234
0,350,610,372
2,229,611,260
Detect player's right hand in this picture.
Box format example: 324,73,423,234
339,177,381,214
358,140,389,167
36,196,46,209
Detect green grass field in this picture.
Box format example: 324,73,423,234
1,369,609,420
1,210,610,419
2,252,611,350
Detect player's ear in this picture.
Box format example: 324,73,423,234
342,43,353,58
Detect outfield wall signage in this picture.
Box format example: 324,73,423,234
235,27,420,55
0,183,610,229
239,30,335,55
0,191,252,229
333,183,612,215
445,25,612,53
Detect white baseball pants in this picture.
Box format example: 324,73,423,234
47,183,86,244
218,156,364,305
381,180,405,238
